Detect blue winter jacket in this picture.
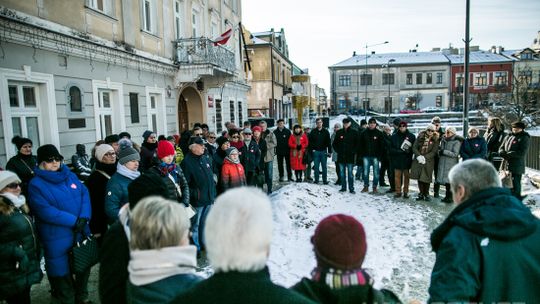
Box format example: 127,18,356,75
460,137,487,160
28,164,91,277
104,173,132,222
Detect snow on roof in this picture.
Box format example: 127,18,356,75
330,51,450,68
251,36,269,45
446,51,512,64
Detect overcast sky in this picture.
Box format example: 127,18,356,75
242,0,540,94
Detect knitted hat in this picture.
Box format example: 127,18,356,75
128,172,170,209
252,126,262,133
11,136,32,151
157,140,176,159
142,130,155,141
225,147,239,157
118,146,140,165
118,138,133,150
95,144,114,162
446,126,457,135
431,116,441,124
216,136,229,148
468,127,479,134
511,121,526,129
242,128,252,134
312,214,367,270
104,134,120,144
0,171,21,191
426,124,436,131
399,121,408,127
37,144,63,164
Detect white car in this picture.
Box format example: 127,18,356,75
421,106,444,113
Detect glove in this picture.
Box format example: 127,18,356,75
74,218,88,232
296,144,302,151
416,155,426,164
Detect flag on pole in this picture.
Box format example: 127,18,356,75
213,28,233,46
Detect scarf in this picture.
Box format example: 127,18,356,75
0,192,26,208
96,161,117,176
311,267,373,290
117,163,141,180
293,133,304,158
128,245,199,286
158,162,177,180
225,155,240,164
420,132,432,155
142,141,158,151
230,140,244,150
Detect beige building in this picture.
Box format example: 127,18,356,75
0,0,248,163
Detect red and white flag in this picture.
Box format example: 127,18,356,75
213,28,233,46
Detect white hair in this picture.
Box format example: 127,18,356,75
449,159,501,201
205,187,273,272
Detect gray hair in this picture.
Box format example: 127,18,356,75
333,123,342,128
130,196,191,250
204,187,273,272
448,159,501,201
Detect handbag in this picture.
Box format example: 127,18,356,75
168,173,197,219
499,160,513,189
70,231,99,273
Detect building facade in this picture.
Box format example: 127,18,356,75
0,0,247,165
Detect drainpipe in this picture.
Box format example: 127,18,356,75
270,46,275,118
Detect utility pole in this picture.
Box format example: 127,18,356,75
463,0,471,137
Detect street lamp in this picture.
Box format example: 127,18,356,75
364,41,389,120
382,58,396,121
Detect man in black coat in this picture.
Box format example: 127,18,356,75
498,121,530,199
240,128,261,186
273,119,293,182
332,118,359,193
358,118,384,193
389,121,416,198
308,118,332,184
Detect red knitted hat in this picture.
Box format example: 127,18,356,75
252,126,262,133
157,140,176,159
312,214,367,270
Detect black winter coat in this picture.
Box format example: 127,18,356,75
498,131,530,174
99,221,128,304
181,153,216,207
332,127,359,164
389,131,416,170
5,153,37,197
213,149,227,194
358,128,385,158
0,197,42,299
256,137,267,171
85,162,117,236
139,142,158,172
308,128,332,153
274,127,292,156
485,127,505,158
148,165,190,206
240,140,261,173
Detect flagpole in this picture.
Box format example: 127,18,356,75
239,22,251,71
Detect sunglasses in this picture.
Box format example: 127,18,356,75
231,136,240,139
209,136,216,139
45,157,63,163
194,133,203,137
6,183,21,189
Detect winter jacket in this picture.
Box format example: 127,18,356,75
85,162,116,236
410,131,440,183
274,127,293,156
289,133,309,171
292,276,401,304
429,187,540,303
263,130,277,162
255,137,267,171
240,140,261,173
389,130,416,170
126,246,201,304
460,137,487,160
170,267,315,304
99,221,129,304
28,164,91,277
330,132,339,162
499,131,530,175
71,144,92,180
139,142,158,172
148,164,190,207
181,153,216,208
221,159,247,191
105,173,133,222
436,135,463,184
308,127,332,153
332,127,359,164
6,153,37,197
174,145,184,165
485,127,505,159
213,149,227,194
358,128,385,159
0,196,42,299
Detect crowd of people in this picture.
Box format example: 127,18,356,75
0,114,537,304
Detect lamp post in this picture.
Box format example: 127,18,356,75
364,41,389,120
383,58,396,121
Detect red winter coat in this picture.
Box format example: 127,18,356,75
288,133,309,171
221,159,247,191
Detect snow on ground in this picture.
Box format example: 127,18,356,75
267,180,450,302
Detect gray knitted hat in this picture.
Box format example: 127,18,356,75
118,146,140,165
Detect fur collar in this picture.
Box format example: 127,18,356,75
0,196,29,215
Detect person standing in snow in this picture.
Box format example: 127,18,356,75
410,124,440,201
428,159,540,303
430,117,444,198
389,121,416,198
274,119,293,182
358,118,384,194
260,121,277,194
308,118,332,185
498,121,530,199
220,147,247,191
330,123,342,185
332,118,359,193
484,117,505,164
292,214,401,304
435,127,463,203
288,125,309,183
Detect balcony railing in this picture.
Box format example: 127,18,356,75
175,37,236,74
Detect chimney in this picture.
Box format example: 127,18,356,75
490,45,497,53
371,51,375,55
353,51,356,57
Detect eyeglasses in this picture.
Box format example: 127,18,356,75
244,133,252,136
194,133,203,137
209,136,216,139
231,136,240,139
104,152,116,157
45,157,63,163
6,183,21,189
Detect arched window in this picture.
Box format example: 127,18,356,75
69,86,82,112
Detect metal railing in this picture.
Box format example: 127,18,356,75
174,37,236,73
526,136,540,170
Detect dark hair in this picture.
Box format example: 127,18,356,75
277,119,285,123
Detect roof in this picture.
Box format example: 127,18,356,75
250,36,268,45
330,51,450,68
446,51,513,64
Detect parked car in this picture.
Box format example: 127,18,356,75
399,109,422,114
421,106,445,113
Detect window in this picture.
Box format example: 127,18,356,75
518,70,532,84
174,0,182,39
192,9,200,37
416,73,423,85
338,75,351,87
216,99,222,133
436,96,442,107
129,93,140,123
238,101,243,126
382,73,394,85
229,100,235,125
7,83,41,146
455,73,464,88
69,86,83,112
141,0,157,34
92,79,126,140
494,72,508,86
86,0,114,16
148,95,158,132
406,73,413,85
360,74,372,86
473,72,488,86
436,72,443,84
426,73,432,84
9,85,18,107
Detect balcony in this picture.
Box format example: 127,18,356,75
174,37,237,82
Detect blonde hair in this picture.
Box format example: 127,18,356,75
130,196,190,250
488,117,503,132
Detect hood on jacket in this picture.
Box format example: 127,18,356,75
431,187,538,251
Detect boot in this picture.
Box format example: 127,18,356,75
403,192,409,199
441,196,453,203
433,183,440,198
394,192,402,198
334,179,341,185
416,194,425,201
371,187,378,194
361,186,369,193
